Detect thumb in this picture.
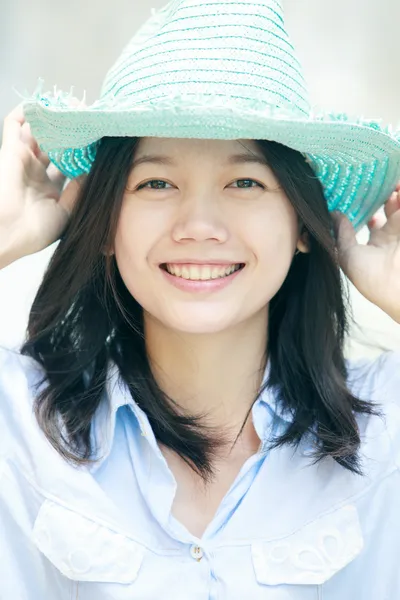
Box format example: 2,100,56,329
58,176,85,216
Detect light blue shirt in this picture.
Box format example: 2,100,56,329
1,344,400,599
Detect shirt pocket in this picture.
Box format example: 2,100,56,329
32,499,144,584
251,504,363,591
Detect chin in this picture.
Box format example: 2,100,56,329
159,311,238,335
174,324,230,335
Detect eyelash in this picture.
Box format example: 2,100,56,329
136,179,265,191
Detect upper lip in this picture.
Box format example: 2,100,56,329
160,259,244,265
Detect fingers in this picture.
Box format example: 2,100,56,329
1,103,25,146
367,212,386,231
383,188,400,220
332,211,358,259
58,177,85,215
37,151,51,168
368,208,400,237
367,186,400,232
47,162,67,190
20,122,42,158
378,208,400,237
2,105,48,168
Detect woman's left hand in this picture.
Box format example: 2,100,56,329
332,182,400,323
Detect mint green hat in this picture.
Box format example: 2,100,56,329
22,0,400,232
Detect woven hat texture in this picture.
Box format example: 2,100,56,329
21,0,400,232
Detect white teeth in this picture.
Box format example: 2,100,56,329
165,264,241,280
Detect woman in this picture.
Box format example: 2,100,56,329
1,0,400,597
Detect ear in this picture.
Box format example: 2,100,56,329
296,226,310,254
102,246,115,257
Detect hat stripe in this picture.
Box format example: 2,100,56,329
152,22,293,52
347,161,384,224
161,0,286,29
358,157,395,227
114,33,303,78
312,155,386,225
109,8,299,78
320,160,341,199
176,0,285,23
116,78,308,116
304,129,389,162
113,65,308,107
101,2,305,108
168,1,286,28
348,161,382,220
165,14,290,44
113,29,300,74
104,49,308,99
109,2,302,77
104,38,304,99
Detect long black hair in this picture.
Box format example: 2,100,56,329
20,136,381,483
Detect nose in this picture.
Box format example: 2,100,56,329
171,191,229,244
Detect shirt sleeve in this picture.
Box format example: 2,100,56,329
0,345,43,462
347,350,400,470
373,350,400,469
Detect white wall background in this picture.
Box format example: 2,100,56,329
0,0,399,357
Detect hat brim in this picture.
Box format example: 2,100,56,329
23,99,400,232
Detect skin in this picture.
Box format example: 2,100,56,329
2,104,400,449
334,183,400,324
3,106,400,536
112,137,309,448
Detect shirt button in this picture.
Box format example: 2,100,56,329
189,545,204,561
68,549,92,574
302,445,315,457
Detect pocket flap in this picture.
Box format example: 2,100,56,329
32,500,144,583
252,504,363,586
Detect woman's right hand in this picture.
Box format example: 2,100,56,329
0,104,82,265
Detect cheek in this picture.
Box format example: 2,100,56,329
113,233,154,311
113,204,154,278
241,204,299,301
114,199,162,260
242,202,298,261
113,201,170,305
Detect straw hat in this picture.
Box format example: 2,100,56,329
22,0,400,231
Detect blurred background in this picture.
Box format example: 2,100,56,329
0,0,399,358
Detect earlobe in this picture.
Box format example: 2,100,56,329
296,240,309,254
296,229,310,254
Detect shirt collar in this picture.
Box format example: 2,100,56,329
89,358,293,474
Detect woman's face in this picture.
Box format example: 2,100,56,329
113,137,302,334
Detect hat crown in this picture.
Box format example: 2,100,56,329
99,0,311,117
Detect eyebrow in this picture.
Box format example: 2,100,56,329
131,152,269,169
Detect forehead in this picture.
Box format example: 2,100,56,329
134,137,262,158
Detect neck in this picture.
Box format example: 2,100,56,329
144,308,268,435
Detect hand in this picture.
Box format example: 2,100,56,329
332,182,400,323
0,104,82,263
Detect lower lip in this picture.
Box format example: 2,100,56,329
159,266,244,292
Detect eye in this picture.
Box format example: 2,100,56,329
232,179,265,189
136,180,173,190
136,179,265,190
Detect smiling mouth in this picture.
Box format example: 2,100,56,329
160,263,245,281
